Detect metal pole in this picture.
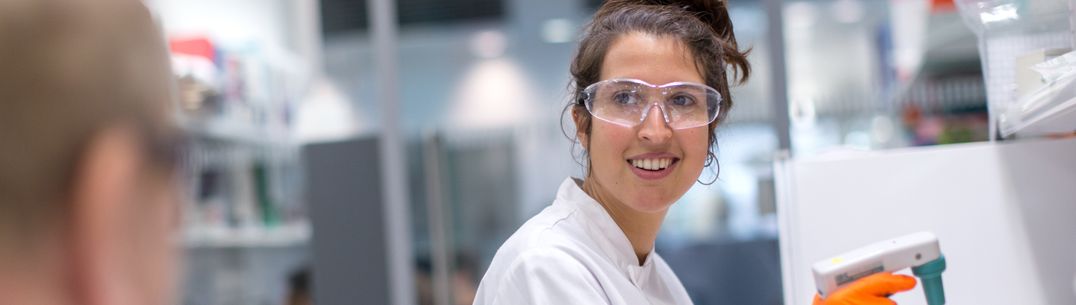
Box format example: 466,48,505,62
369,0,416,304
765,0,793,152
424,132,454,305
294,0,324,76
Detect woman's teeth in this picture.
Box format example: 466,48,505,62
631,158,672,171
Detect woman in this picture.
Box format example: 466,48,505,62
474,1,916,304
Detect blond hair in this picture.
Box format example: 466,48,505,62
0,0,176,249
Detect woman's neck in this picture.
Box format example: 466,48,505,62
580,177,667,265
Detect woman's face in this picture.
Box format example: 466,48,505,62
577,32,710,213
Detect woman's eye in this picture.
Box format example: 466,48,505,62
612,91,639,105
670,94,695,106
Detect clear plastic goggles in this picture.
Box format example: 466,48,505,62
582,78,722,130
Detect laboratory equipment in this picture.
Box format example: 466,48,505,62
812,232,947,305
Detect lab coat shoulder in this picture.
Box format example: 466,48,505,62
475,205,610,304
491,246,610,304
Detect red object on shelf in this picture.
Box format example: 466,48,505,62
169,37,215,63
932,0,956,13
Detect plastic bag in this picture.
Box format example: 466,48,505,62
955,0,1023,35
1031,50,1076,84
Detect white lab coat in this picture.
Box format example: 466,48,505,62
473,178,694,305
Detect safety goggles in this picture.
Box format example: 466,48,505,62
581,79,721,130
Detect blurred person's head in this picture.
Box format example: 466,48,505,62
0,0,181,304
287,266,312,305
568,0,750,213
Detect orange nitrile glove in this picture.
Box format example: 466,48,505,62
811,272,917,305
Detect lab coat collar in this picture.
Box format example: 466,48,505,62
557,178,657,283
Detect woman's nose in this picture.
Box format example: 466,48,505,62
638,104,672,144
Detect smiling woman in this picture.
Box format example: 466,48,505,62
471,0,749,304
471,0,925,303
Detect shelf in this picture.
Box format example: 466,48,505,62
178,115,292,147
183,222,310,248
1002,74,1076,138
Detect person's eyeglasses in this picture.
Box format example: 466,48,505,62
581,79,721,130
137,122,187,173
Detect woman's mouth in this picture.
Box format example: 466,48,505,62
630,158,673,171
626,157,679,180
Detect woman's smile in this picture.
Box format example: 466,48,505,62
626,152,680,180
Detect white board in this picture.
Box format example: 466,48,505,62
775,138,1076,305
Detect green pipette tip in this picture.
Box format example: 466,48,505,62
912,255,946,305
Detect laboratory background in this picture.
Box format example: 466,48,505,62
139,0,1075,304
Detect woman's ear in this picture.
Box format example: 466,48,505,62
68,127,144,305
572,107,589,151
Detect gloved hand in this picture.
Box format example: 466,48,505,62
812,272,917,305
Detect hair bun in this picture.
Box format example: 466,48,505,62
600,0,736,45
596,0,747,84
